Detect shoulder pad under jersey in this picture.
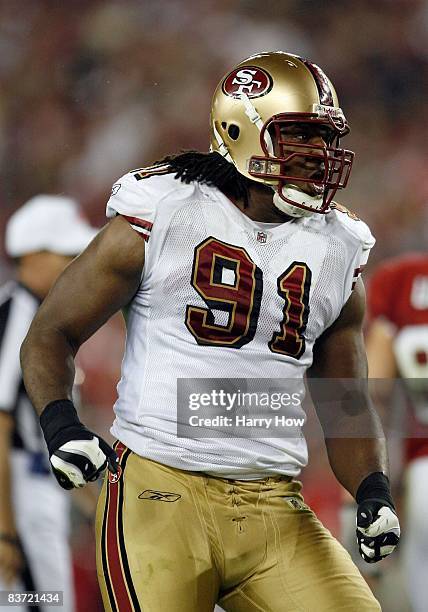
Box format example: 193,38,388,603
327,201,375,267
106,164,178,240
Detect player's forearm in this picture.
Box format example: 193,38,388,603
20,325,76,415
324,407,389,498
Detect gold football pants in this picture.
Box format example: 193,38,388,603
95,442,380,611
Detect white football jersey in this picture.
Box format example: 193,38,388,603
106,166,375,478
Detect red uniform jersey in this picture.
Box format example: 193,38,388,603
368,253,428,462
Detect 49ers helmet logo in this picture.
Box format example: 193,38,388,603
222,67,273,99
108,465,122,484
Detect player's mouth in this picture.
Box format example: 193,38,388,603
285,164,326,196
307,182,324,196
307,168,326,195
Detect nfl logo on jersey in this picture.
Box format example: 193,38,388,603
256,231,267,244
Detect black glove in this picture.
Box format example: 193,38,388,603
355,472,400,563
40,399,119,490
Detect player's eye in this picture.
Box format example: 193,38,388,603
279,128,308,142
278,124,336,145
289,133,308,142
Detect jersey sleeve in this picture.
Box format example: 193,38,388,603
351,222,376,290
341,214,376,303
328,203,376,302
106,170,160,242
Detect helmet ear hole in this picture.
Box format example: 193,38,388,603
228,124,240,140
221,122,227,129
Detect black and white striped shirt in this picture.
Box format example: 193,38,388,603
0,281,49,472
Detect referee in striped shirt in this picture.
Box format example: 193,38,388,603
0,195,96,611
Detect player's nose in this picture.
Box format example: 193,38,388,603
307,134,327,148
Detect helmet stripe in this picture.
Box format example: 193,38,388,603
300,59,334,107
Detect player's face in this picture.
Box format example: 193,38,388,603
271,122,336,196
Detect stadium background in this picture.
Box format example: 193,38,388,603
0,0,426,610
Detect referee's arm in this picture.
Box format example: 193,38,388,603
0,296,24,585
0,413,23,585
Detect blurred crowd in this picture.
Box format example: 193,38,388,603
0,1,426,609
1,0,427,278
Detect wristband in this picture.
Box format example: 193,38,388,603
39,399,90,458
40,399,81,440
355,471,395,509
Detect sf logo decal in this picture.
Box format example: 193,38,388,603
223,67,272,98
108,465,122,484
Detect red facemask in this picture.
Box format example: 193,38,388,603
248,115,354,214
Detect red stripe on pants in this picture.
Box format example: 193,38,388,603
105,442,133,612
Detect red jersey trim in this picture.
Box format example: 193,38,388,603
122,215,153,231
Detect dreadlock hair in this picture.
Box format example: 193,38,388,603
156,151,254,207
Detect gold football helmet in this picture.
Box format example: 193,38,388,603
210,51,354,215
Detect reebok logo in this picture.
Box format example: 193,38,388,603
138,490,181,502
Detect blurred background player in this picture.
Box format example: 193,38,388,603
0,196,96,611
365,252,428,612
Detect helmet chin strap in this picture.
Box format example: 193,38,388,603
212,94,275,160
272,185,323,218
211,121,233,162
240,94,274,155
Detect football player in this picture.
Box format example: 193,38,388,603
365,253,428,612
21,52,399,611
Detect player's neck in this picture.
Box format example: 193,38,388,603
226,183,293,223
